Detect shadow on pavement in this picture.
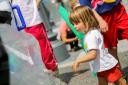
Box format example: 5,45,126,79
58,69,89,84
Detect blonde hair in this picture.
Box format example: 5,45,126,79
69,6,99,30
69,0,79,9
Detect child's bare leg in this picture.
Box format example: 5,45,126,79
115,77,127,85
108,83,113,85
98,77,108,85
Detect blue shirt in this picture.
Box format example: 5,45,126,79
79,0,121,14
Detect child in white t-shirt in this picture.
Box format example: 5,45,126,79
69,6,126,85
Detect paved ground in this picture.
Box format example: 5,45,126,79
57,40,128,85
1,0,128,85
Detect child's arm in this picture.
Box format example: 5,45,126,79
72,49,97,72
92,10,108,32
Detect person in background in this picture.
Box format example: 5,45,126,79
58,21,81,51
26,0,58,75
56,0,81,52
12,0,58,75
70,6,127,85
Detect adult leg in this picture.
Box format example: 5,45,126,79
73,40,81,51
69,42,75,50
67,31,76,50
116,3,128,72
98,77,108,85
108,47,121,69
100,3,128,70
115,77,127,85
74,40,79,47
25,23,58,71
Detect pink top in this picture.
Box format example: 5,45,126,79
59,21,70,33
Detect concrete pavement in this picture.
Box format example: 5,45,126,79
56,40,128,85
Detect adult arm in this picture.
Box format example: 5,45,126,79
92,10,108,32
60,22,78,43
60,28,78,43
79,0,108,32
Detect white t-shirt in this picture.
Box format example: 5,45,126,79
12,0,42,27
83,29,118,72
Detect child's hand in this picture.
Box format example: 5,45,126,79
72,61,79,72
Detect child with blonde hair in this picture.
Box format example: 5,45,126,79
69,6,127,85
79,0,128,70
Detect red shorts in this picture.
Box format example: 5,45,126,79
101,3,128,48
97,64,122,83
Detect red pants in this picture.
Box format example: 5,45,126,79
25,23,57,71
